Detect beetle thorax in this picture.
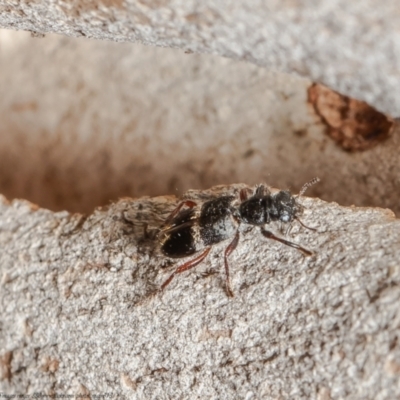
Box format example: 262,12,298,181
239,197,266,225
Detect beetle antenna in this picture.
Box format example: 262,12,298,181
297,177,320,197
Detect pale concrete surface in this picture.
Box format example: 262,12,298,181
1,31,400,216
0,0,399,115
1,187,400,399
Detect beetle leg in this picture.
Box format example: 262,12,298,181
280,221,293,236
260,228,312,256
163,200,197,226
224,230,240,297
161,247,211,291
295,216,317,232
240,188,249,202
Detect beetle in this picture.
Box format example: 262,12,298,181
159,178,319,296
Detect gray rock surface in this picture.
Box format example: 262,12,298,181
1,2,400,398
0,1,400,115
1,186,400,398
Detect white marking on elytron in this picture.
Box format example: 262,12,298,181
213,216,238,240
192,224,202,246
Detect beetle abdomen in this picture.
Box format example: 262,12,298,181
161,226,196,258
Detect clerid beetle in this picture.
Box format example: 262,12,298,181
159,178,319,297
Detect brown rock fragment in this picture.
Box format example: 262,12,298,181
308,83,393,151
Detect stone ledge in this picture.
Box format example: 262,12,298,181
0,185,399,398
0,0,399,115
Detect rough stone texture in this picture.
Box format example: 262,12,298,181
1,31,400,216
1,186,400,399
0,1,400,116
1,2,400,398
